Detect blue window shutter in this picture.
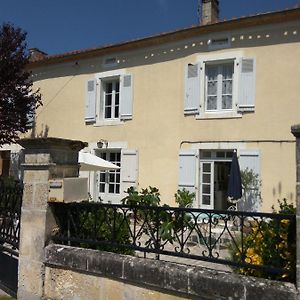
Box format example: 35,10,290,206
238,58,256,112
178,150,197,194
120,74,133,120
85,79,96,122
121,149,138,197
184,63,200,115
238,149,261,211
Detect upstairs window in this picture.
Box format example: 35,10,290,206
184,54,256,118
85,71,133,124
205,62,234,112
103,79,120,120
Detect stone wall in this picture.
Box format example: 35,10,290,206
44,244,297,300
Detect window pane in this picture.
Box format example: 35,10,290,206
203,163,211,172
109,173,115,183
203,174,211,183
105,94,112,106
203,195,211,205
114,105,119,118
207,65,218,80
207,96,217,110
222,95,232,109
216,151,225,158
207,81,217,95
105,107,111,118
222,80,232,94
99,183,105,193
116,173,120,183
109,184,114,193
201,151,211,159
110,153,116,161
202,184,211,194
116,82,120,93
226,151,233,158
100,172,106,182
115,93,119,105
116,184,120,194
223,64,233,79
106,82,113,93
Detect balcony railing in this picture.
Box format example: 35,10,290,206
50,202,296,282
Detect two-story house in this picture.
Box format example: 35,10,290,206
2,1,300,212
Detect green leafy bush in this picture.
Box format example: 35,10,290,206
229,199,296,281
121,187,193,245
174,189,195,208
79,206,133,255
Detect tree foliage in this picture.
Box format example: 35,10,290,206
0,23,41,146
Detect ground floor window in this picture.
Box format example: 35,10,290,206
98,151,121,199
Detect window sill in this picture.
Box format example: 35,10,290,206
93,120,124,127
196,112,242,120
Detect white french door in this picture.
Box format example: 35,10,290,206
199,161,214,209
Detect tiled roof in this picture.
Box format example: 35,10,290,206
29,6,300,68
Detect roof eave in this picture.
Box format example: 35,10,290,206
28,7,300,68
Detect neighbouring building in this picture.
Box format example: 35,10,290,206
1,1,300,212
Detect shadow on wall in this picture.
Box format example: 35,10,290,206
30,123,50,139
272,181,294,203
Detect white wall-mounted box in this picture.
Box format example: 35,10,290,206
48,177,88,203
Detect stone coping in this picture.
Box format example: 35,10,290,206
18,137,87,151
45,244,298,300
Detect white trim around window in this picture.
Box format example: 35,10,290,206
197,51,242,119
95,69,126,125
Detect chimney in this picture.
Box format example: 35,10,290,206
28,48,47,62
201,0,219,25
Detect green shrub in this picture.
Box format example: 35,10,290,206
121,186,160,206
79,206,133,255
229,199,296,281
174,189,195,208
121,186,193,245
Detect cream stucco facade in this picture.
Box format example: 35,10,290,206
3,10,300,212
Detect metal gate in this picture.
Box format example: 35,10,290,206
0,181,23,298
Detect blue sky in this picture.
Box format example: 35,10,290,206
0,0,299,55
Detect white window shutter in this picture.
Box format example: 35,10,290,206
120,74,133,120
238,149,261,211
85,79,96,122
178,150,197,194
184,63,200,115
121,149,138,196
238,58,256,112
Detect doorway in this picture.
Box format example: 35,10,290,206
199,150,233,210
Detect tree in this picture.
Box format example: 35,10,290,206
0,23,41,146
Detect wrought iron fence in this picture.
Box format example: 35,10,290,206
0,182,23,255
50,202,296,282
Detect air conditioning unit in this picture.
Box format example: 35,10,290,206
48,178,88,203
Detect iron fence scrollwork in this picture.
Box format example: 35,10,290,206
50,202,296,282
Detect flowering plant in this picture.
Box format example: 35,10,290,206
230,199,296,281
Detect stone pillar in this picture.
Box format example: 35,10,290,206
17,138,86,300
291,125,300,292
